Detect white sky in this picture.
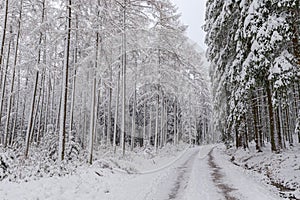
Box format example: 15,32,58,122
172,0,207,50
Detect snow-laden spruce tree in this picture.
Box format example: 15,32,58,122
204,0,242,146
205,0,300,151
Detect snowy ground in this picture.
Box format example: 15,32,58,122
224,142,300,200
0,143,292,200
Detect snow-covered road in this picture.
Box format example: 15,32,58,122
112,145,282,200
129,145,282,200
0,145,283,200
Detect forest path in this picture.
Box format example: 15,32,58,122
0,145,283,200
144,145,226,200
142,145,283,200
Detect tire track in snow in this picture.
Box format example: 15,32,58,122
168,150,199,199
208,148,238,200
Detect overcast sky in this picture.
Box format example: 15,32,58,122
172,0,207,50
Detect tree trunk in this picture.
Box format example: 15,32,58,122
164,100,168,146
251,92,261,151
149,108,152,144
107,87,112,146
154,93,159,151
113,70,120,154
11,60,21,146
0,34,11,144
276,103,283,150
120,1,127,156
266,82,276,152
143,101,146,147
58,0,71,162
88,72,96,164
43,71,50,139
160,97,164,148
69,14,78,143
173,103,177,145
131,87,136,151
25,72,39,158
82,90,87,149
188,97,192,145
50,72,56,126
0,0,9,71
88,9,100,162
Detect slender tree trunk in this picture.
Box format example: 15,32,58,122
25,72,39,157
88,73,97,164
20,66,29,136
29,70,43,145
256,91,264,148
160,97,164,148
38,24,47,144
69,65,76,142
195,116,198,145
299,126,300,143
107,48,113,146
202,115,206,144
258,89,266,147
188,97,192,145
88,6,100,162
56,88,62,132
244,114,249,149
0,34,11,144
0,0,9,70
173,103,177,145
164,100,168,146
107,87,112,146
58,0,71,162
143,101,146,147
113,70,120,154
36,69,46,145
251,92,261,151
276,103,283,150
235,123,240,148
50,73,55,126
149,108,152,144
285,107,292,145
176,102,180,144
131,87,136,151
130,56,137,150
154,93,159,151
43,71,50,137
266,82,276,152
120,1,127,156
11,62,21,146
69,15,78,142
82,90,87,149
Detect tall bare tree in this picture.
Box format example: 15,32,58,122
58,0,72,162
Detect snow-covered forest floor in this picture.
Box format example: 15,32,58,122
224,142,300,199
0,143,299,200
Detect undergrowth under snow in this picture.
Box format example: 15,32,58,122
0,142,187,183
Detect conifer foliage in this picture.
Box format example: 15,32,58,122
205,0,300,151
